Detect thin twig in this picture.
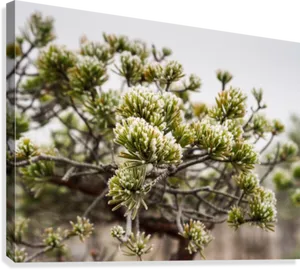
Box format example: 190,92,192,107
175,156,210,173
243,105,261,130
237,191,245,206
69,97,97,141
260,134,274,154
62,167,76,182
176,203,184,233
195,194,229,214
83,188,108,218
260,143,281,184
25,246,52,262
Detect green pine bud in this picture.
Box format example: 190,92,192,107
172,123,195,147
107,165,150,219
69,56,108,94
192,103,208,119
103,33,130,52
21,76,44,95
80,41,113,64
227,206,245,230
114,117,182,165
162,92,183,129
117,87,166,131
180,219,213,257
69,216,94,242
16,138,40,159
37,45,76,82
183,74,202,92
209,88,247,122
43,227,64,248
22,12,55,47
85,89,120,129
162,47,172,57
248,187,277,231
20,160,55,197
114,51,144,85
250,114,271,137
143,62,163,82
279,142,299,161
128,40,149,61
230,140,259,172
110,225,125,239
252,88,266,108
122,232,153,257
234,173,259,194
223,119,244,140
160,61,185,86
272,168,293,191
216,70,233,90
271,119,285,135
192,120,233,160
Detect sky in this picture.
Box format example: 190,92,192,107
15,0,300,143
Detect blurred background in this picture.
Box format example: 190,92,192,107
9,1,300,261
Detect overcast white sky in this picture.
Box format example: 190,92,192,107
15,1,300,143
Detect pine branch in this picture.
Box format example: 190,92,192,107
9,153,116,173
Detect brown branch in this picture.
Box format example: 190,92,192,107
25,246,53,262
174,155,210,174
48,176,105,196
9,153,116,173
18,240,46,249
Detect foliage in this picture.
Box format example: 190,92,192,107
107,165,150,218
7,247,27,262
121,232,153,258
37,45,76,82
234,173,260,195
21,12,55,47
15,137,40,159
209,87,247,122
68,216,94,242
114,117,182,165
43,227,64,248
179,219,213,257
228,187,277,231
6,11,297,262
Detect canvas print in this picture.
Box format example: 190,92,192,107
6,0,300,263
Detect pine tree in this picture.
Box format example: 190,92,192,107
6,12,299,262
